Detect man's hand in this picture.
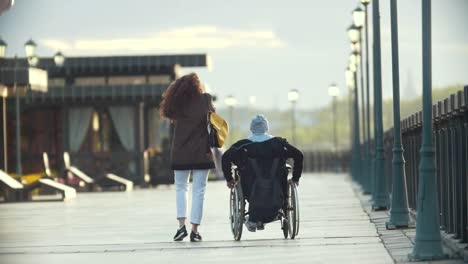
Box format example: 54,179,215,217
226,180,236,189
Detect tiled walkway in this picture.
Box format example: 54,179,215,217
1,173,394,264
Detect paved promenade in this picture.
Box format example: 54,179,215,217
0,173,436,263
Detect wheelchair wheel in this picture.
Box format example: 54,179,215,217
287,180,300,239
229,183,245,241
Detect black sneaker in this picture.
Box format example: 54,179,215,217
190,231,202,242
173,225,188,241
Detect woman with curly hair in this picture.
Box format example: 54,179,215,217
160,73,215,242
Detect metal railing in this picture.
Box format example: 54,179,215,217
383,87,468,243
302,151,350,173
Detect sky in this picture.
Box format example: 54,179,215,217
1,0,467,110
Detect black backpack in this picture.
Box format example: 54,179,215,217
247,158,284,223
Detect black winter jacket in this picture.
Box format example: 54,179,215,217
221,137,303,182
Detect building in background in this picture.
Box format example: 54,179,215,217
0,54,209,185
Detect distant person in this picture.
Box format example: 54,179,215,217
160,73,215,242
221,115,303,231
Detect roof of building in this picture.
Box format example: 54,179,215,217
1,54,209,102
0,54,209,76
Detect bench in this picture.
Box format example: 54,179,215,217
36,179,77,201
0,170,76,202
63,152,133,192
69,166,95,184
106,173,133,191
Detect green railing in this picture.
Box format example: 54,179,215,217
383,86,468,243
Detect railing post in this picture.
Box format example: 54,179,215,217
444,98,454,235
457,92,467,242
438,101,448,231
449,95,461,239
461,88,468,243
433,104,443,230
351,72,362,184
409,0,445,259
386,0,410,229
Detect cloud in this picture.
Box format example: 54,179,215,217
41,25,285,54
42,40,72,51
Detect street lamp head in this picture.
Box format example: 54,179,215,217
249,96,256,105
349,52,359,65
351,42,361,53
288,89,299,102
53,51,65,67
92,112,100,132
328,83,340,97
360,0,371,5
24,39,37,58
345,68,355,89
353,6,365,28
1,87,8,98
347,25,360,43
224,95,237,107
0,37,7,58
28,55,39,67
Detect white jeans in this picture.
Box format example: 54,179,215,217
174,169,209,225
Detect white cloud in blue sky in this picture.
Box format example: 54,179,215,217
42,25,285,53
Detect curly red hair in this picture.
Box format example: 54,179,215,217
160,73,204,119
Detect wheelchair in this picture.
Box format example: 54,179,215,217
229,164,300,241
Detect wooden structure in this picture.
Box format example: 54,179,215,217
0,54,209,185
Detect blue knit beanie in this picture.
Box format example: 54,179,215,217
250,115,269,135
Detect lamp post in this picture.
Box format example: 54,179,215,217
353,5,371,194
224,95,237,146
288,89,299,145
349,56,361,183
328,84,340,173
348,24,361,143
0,37,7,172
409,0,445,260
14,51,20,176
371,0,389,210
386,0,410,230
353,8,366,138
361,0,372,195
345,68,355,151
350,52,362,185
2,88,7,172
13,39,39,177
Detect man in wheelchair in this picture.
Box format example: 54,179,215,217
222,115,303,232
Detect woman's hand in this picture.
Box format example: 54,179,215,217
289,179,299,187
226,180,236,189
